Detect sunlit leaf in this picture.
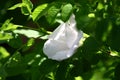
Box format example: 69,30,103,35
21,0,33,15
13,29,41,38
2,23,22,31
8,3,23,10
8,0,33,15
22,0,33,10
75,76,83,80
0,18,12,30
97,2,104,10
46,3,60,24
0,47,10,59
22,38,35,52
0,32,13,40
32,3,48,21
0,19,22,31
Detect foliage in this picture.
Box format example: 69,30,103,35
0,0,120,80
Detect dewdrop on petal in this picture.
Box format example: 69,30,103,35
43,14,83,61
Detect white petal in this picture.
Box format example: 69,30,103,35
43,14,83,61
43,39,69,58
49,23,65,40
44,42,75,61
66,14,76,28
51,49,74,61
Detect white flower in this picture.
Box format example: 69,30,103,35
43,14,83,61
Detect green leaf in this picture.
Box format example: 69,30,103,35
2,23,22,31
21,5,30,15
8,3,23,10
46,3,60,24
0,19,22,31
26,38,35,47
13,29,41,38
32,3,48,21
0,18,12,30
8,0,33,15
22,0,33,10
0,47,10,59
22,38,35,52
61,3,73,22
97,2,104,10
21,0,33,15
21,3,31,15
0,32,13,40
75,76,83,80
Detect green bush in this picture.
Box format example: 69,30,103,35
0,0,120,80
